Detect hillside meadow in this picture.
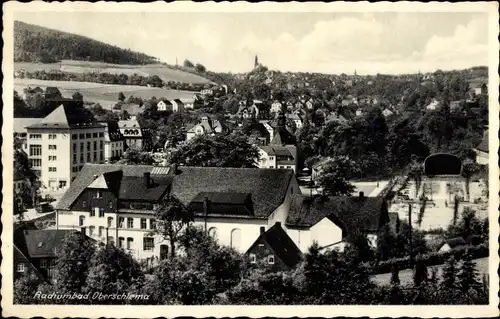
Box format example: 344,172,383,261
15,78,199,109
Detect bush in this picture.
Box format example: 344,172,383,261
372,243,489,274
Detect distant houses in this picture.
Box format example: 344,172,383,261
185,116,225,141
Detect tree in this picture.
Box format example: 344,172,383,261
14,273,51,304
72,91,83,101
457,252,480,292
462,162,480,201
119,148,154,165
169,133,259,168
408,161,424,198
442,256,458,290
152,195,194,259
390,265,400,286
84,244,145,304
52,232,96,295
413,260,428,287
376,224,397,260
118,92,126,102
195,63,206,73
183,59,194,68
315,156,360,196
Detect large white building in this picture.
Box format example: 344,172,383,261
25,105,106,192
99,121,125,162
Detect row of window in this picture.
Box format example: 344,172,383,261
29,158,42,168
48,167,57,172
249,253,275,265
72,151,104,164
73,141,104,153
72,132,104,139
29,134,62,139
79,215,156,230
48,156,57,161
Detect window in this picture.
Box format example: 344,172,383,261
268,255,275,265
230,228,242,250
90,208,96,217
93,152,97,161
80,143,84,152
29,158,42,167
93,141,97,150
100,151,104,161
160,245,168,260
48,134,57,139
98,226,104,237
143,237,154,251
87,153,91,162
79,133,85,139
140,218,147,229
208,227,217,238
93,133,98,138
249,253,257,264
127,218,134,228
127,238,134,250
99,132,104,137
48,167,57,172
72,166,78,173
87,142,91,150
100,141,103,149
80,153,84,162
49,156,57,161
109,201,113,208
118,237,125,248
118,217,124,228
29,145,42,156
86,133,91,138
99,208,105,218
149,219,156,230
48,145,57,150
40,259,47,268
29,134,41,139
72,134,78,140
89,226,95,236
95,190,102,198
107,217,113,228
17,263,25,273
73,154,77,164
82,201,87,208
73,143,77,152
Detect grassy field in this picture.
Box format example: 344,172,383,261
15,78,199,109
15,60,213,84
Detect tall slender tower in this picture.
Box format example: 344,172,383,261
254,55,259,68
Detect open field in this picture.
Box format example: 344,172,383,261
372,257,489,286
15,60,214,84
15,78,199,109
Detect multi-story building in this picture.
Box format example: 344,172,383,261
25,104,106,192
14,118,42,152
99,121,125,162
118,116,153,151
55,164,300,261
185,116,224,141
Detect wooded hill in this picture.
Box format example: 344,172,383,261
14,21,158,65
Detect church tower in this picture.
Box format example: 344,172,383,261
254,55,259,68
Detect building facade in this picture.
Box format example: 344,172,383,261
25,105,106,192
118,116,153,151
99,121,125,162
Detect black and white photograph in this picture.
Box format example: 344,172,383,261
2,1,499,317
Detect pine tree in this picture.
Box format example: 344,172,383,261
457,252,479,292
390,265,400,286
441,256,458,290
413,260,428,287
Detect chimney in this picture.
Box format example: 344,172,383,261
275,221,281,228
359,191,364,199
260,226,265,234
144,172,151,188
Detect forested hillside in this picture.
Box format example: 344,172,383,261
14,21,158,64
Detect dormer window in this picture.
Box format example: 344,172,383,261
249,253,257,264
268,255,275,265
95,191,102,198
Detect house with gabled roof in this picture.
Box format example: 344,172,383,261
56,164,301,258
474,130,488,165
98,121,125,162
185,116,225,141
245,221,303,270
285,193,390,252
118,116,153,151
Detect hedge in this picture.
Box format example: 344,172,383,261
370,243,489,274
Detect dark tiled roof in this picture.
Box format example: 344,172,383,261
270,128,297,146
444,237,467,248
118,176,172,201
27,104,102,129
247,223,303,268
171,167,294,219
189,192,254,216
100,121,125,142
56,164,172,210
23,229,79,258
286,194,388,234
259,145,294,158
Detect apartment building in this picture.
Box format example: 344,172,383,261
25,104,106,192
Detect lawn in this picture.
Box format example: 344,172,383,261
15,78,199,109
15,60,213,84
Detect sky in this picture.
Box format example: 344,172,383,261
15,11,489,75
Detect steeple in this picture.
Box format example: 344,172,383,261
254,55,259,68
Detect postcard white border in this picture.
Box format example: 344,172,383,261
2,1,499,318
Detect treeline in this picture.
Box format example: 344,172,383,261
15,225,488,305
18,70,214,93
14,21,157,64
